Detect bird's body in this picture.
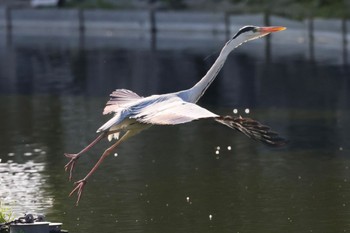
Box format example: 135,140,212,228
65,25,287,206
97,90,218,134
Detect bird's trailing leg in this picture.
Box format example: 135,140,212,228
64,132,107,181
69,130,138,206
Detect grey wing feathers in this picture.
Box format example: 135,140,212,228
97,111,125,133
132,98,218,125
103,89,143,115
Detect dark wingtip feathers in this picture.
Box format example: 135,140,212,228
215,115,288,147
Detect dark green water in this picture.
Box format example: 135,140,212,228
0,42,350,233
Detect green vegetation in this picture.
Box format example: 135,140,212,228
229,0,350,18
64,0,350,18
0,201,14,223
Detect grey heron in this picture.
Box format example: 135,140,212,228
65,25,287,205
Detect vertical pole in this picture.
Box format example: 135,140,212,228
341,17,348,66
224,12,230,41
264,10,271,63
308,15,314,62
5,6,12,46
150,8,156,51
78,8,85,49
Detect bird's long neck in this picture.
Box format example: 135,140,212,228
182,36,247,103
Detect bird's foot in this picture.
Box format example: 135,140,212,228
64,153,80,181
69,179,87,206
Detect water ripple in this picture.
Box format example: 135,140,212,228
0,160,53,216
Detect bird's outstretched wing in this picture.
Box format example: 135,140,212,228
103,89,143,115
132,98,218,125
215,115,287,146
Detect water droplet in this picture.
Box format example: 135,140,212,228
216,146,220,150
209,214,212,220
215,150,219,155
114,153,118,157
186,197,190,202
339,147,343,151
227,146,231,151
298,176,302,180
8,152,15,157
34,148,41,152
24,152,32,156
245,108,250,114
233,109,238,114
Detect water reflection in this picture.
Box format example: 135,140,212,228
0,145,53,215
0,34,349,233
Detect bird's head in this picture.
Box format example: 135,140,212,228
227,25,286,46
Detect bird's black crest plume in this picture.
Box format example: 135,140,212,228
215,115,287,146
232,26,256,39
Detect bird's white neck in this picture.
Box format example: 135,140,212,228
180,35,249,103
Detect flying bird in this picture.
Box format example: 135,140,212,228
65,25,287,205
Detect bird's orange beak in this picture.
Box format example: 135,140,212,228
259,26,286,33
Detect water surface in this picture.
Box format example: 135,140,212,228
0,36,350,233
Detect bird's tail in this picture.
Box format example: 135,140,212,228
215,115,287,146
